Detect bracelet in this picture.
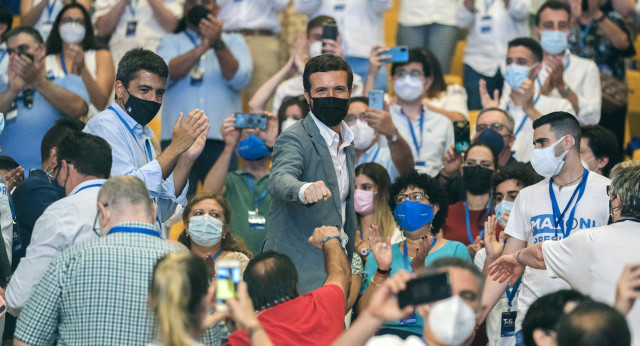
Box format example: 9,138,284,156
321,235,340,248
516,250,523,264
376,268,391,276
370,276,385,287
248,325,264,338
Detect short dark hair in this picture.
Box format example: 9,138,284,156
532,111,581,151
302,54,353,93
522,289,590,346
535,0,571,26
277,95,309,131
508,37,543,63
557,300,631,346
0,156,19,171
349,96,369,105
581,125,621,177
491,165,542,198
45,3,97,55
391,47,432,78
0,5,13,37
423,257,484,293
40,119,85,164
464,143,498,170
389,171,449,233
4,26,43,44
116,48,168,89
243,251,299,311
56,133,112,179
307,15,335,35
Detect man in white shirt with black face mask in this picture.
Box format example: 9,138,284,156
533,0,601,125
478,111,610,345
389,47,454,177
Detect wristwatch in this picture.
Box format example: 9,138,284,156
386,129,399,143
212,40,226,51
559,84,571,98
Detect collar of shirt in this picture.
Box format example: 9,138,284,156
309,111,354,150
112,221,158,231
109,102,154,141
69,179,107,195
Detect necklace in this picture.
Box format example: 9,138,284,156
554,173,583,191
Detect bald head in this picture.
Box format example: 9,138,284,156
97,176,155,234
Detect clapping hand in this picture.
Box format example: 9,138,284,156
615,263,640,316
467,236,485,260
488,252,524,285
484,215,505,259
368,225,392,271
410,235,433,273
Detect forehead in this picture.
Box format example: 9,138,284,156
61,7,84,18
308,26,323,39
447,267,480,297
539,8,569,22
533,123,559,142
466,146,494,161
285,104,302,115
308,70,348,89
477,110,508,125
496,179,522,193
191,198,222,212
348,101,367,114
399,185,424,195
129,70,167,88
396,62,424,72
507,46,533,61
7,33,37,48
356,173,375,185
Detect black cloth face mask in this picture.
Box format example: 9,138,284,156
311,96,349,127
463,165,493,195
123,89,161,126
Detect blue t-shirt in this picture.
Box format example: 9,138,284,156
361,239,471,335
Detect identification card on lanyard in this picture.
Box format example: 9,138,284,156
126,0,139,37
501,277,521,337
185,31,205,84
245,176,267,230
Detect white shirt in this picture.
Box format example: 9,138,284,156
536,50,601,126
0,180,12,266
398,0,459,26
365,335,426,346
6,179,106,315
457,0,530,76
298,112,354,232
542,220,640,346
93,0,183,65
271,73,363,114
424,83,470,119
32,0,64,40
293,0,393,58
0,43,9,88
390,104,454,177
217,0,289,32
504,172,610,330
45,51,101,116
499,84,574,163
357,141,400,182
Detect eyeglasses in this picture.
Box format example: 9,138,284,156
394,191,429,205
60,18,84,25
476,122,508,133
464,160,494,170
394,70,423,78
345,112,366,124
92,203,109,236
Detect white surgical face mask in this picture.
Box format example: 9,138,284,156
309,41,323,58
281,118,298,132
427,296,477,346
530,136,572,178
350,119,376,150
59,23,86,44
188,214,223,246
394,75,424,101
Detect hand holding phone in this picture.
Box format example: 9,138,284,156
398,272,452,308
369,90,384,110
216,260,242,311
235,113,267,130
453,121,470,153
379,46,409,63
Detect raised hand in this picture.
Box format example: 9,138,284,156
200,14,224,47
484,215,505,259
303,180,332,203
369,45,391,75
221,114,240,148
364,108,396,136
65,44,86,75
520,79,536,114
2,166,25,190
368,224,392,271
226,281,261,331
183,122,209,161
410,235,433,273
256,112,278,147
467,236,485,260
321,38,343,57
308,226,341,250
366,271,416,322
615,263,640,316
488,253,524,285
171,109,209,154
479,79,500,109
442,144,463,178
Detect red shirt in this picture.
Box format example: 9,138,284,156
225,284,345,346
442,201,503,246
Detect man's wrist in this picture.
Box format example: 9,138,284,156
321,235,340,249
559,83,571,98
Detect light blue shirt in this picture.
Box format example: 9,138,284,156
157,29,252,141
0,74,89,173
83,103,187,222
356,141,400,182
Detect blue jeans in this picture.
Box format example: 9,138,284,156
396,23,459,74
346,56,388,92
464,64,504,111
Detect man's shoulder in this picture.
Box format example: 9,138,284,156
58,234,175,263
586,171,611,187
568,53,599,71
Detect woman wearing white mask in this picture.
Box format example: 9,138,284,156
44,3,115,116
178,193,253,279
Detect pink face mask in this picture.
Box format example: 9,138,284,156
354,189,375,215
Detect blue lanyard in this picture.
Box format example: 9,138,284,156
109,106,153,162
128,0,139,17
72,183,103,195
46,0,57,20
7,190,15,221
549,168,589,238
402,237,438,270
210,248,223,261
484,0,496,14
579,21,595,53
514,116,528,137
464,199,493,244
402,109,424,155
0,49,6,65
245,176,267,210
108,226,162,238
60,53,68,75
370,146,380,163
184,30,199,47
505,277,521,308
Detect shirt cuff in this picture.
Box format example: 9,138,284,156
541,241,560,279
298,183,312,204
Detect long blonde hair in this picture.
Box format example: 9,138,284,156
150,252,209,346
355,163,397,239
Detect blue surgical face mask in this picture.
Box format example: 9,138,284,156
540,30,568,55
393,201,434,232
494,200,514,227
237,133,270,161
504,63,536,90
188,214,223,246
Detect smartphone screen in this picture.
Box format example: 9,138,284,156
454,120,471,153
235,113,267,130
322,22,338,54
369,90,384,110
398,272,452,308
216,260,242,311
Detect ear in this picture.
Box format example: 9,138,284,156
533,26,541,40
48,147,58,166
304,90,311,105
432,204,440,218
424,76,433,91
533,328,555,346
35,43,46,62
114,80,126,101
150,203,158,224
596,156,609,171
506,133,516,147
222,224,229,238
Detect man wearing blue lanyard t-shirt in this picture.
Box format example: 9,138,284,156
157,0,252,197
5,133,112,316
478,112,610,346
480,37,573,163
84,48,209,228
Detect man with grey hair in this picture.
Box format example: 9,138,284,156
14,176,178,346
333,257,484,345
488,160,640,345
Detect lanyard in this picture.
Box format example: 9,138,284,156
505,277,521,308
6,190,15,221
549,168,589,238
46,0,57,21
0,49,6,65
484,0,496,14
509,83,541,137
109,106,153,162
184,31,199,47
579,21,595,53
370,146,380,163
245,176,267,210
128,0,139,17
402,109,424,155
402,237,438,270
108,226,162,238
464,199,493,244
72,183,103,196
210,248,223,261
60,52,68,75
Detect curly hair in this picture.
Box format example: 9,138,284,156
389,171,449,233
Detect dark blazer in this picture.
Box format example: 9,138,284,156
264,115,356,294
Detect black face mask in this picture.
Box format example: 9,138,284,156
463,166,493,195
311,96,349,127
123,89,161,126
